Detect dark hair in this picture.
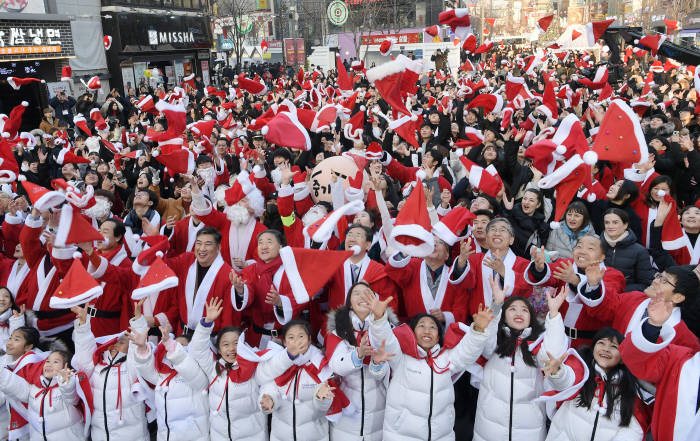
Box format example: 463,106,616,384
643,175,673,208
12,326,40,351
475,192,500,214
197,226,222,245
272,148,293,163
610,179,639,206
680,204,700,221
426,148,443,166
576,328,637,427
354,208,378,232
603,207,630,225
141,189,159,206
346,224,373,243
214,326,242,376
574,235,604,255
101,218,126,243
334,281,373,346
521,188,544,214
281,319,312,340
50,349,73,368
565,201,591,232
196,154,213,166
495,296,544,367
316,201,333,214
0,286,18,314
257,229,286,247
408,313,444,347
666,266,700,307
472,209,495,219
94,189,115,204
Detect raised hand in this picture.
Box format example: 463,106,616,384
141,218,158,236
133,298,146,320
260,394,274,411
654,200,673,227
429,309,445,323
357,333,372,358
487,275,508,306
12,304,25,318
166,216,176,230
59,365,74,383
280,164,299,186
553,261,579,285
457,237,474,268
484,256,505,277
547,285,568,318
205,297,224,323
128,330,148,349
229,270,245,293
71,304,89,325
541,351,567,378
315,382,335,401
531,246,546,271
360,290,393,320
159,323,172,343
265,286,283,307
371,339,396,364
472,303,496,333
648,295,674,327
502,194,514,211
584,262,604,288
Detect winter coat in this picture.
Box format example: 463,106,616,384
545,224,597,260
0,310,24,353
602,230,654,292
589,200,644,244
326,310,389,441
71,319,149,441
189,322,268,441
0,370,85,441
472,312,569,441
256,346,332,441
369,312,484,441
132,341,210,441
503,205,550,258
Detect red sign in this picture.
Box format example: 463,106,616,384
361,32,421,45
284,38,296,64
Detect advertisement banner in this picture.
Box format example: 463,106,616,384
360,32,422,45
0,19,75,62
284,38,296,64
201,60,210,85
121,66,136,95
295,38,305,66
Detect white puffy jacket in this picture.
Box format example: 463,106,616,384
546,364,644,441
327,312,389,441
472,312,569,441
256,346,332,441
71,319,149,441
132,340,210,441
189,322,268,441
369,312,484,441
0,369,84,441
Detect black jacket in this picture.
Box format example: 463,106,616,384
602,229,654,292
502,205,549,258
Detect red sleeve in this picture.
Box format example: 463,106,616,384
294,194,314,217
19,222,45,268
254,175,276,199
1,218,22,259
385,159,418,185
671,322,700,353
620,339,691,384
277,192,295,217
197,206,229,231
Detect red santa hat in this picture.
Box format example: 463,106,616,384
455,127,484,148
598,82,613,102
365,141,383,160
56,147,91,165
649,60,664,73
467,93,503,115
224,170,258,206
135,95,157,115
473,40,494,54
582,99,648,166
55,203,104,247
389,179,434,257
439,8,471,40
344,110,365,142
263,105,311,151
577,65,609,90
389,113,422,149
462,34,477,54
537,14,554,33
90,108,108,133
61,65,72,82
73,114,92,137
103,35,112,50
182,74,196,90
131,254,179,300
653,190,685,250
350,60,365,72
535,81,558,123
664,19,680,32
366,55,422,117
663,59,681,72
459,59,475,72
636,34,667,58
460,157,503,197
188,119,216,139
278,246,352,304
154,148,196,181
0,140,18,183
336,56,353,93
425,25,439,37
586,18,615,46
505,73,534,109
379,38,395,56
49,255,103,309
539,154,590,228
237,75,268,96
21,181,65,211
149,100,187,143
7,77,44,90
1,101,27,139
694,65,700,96
432,207,475,246
305,199,364,246
81,76,101,91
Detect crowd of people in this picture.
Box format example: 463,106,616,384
1,11,700,441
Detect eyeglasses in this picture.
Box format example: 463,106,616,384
654,272,676,289
487,227,511,235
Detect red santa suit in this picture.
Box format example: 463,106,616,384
0,254,30,300
577,287,700,352
523,259,626,348
191,201,264,267
276,186,341,250
385,253,467,324
448,249,532,320
1,213,23,260
620,318,700,441
325,254,398,310
162,216,204,257
16,217,73,337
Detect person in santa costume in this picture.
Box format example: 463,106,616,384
381,148,452,208
619,294,700,441
0,350,89,441
449,218,533,319
577,265,700,352
326,281,394,441
544,327,646,441
70,304,150,441
0,243,31,302
468,280,569,441
161,206,204,257
190,172,265,269
129,322,209,441
525,237,626,348
254,319,338,441
651,204,700,267
187,298,273,441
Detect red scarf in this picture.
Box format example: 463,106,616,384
393,324,451,374
206,358,259,412
154,343,178,388
34,382,58,418
275,363,324,399
251,256,282,300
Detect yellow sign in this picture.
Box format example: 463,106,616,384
256,0,268,9
0,45,61,55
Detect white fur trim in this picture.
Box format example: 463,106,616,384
51,246,79,260
523,261,552,286
629,317,676,353
49,284,102,309
277,185,294,198
33,190,65,211
131,275,179,300
54,203,74,247
310,199,364,244
390,224,435,257
432,221,460,246
273,294,293,325
88,256,109,279
278,246,309,304
539,154,583,189
576,277,605,307
25,215,43,229
232,285,249,311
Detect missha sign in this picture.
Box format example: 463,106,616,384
148,30,196,45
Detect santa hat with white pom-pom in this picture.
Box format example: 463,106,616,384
343,110,365,142
366,54,422,117
49,251,103,308
262,104,311,151
54,202,105,247
581,99,648,166
21,181,65,211
131,251,178,300
6,77,45,90
432,206,476,246
537,155,590,229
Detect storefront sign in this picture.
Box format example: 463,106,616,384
147,30,195,45
117,14,211,51
0,19,74,61
327,0,349,26
0,0,45,15
360,32,421,45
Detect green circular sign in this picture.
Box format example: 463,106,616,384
327,0,348,26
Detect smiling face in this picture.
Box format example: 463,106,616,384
470,196,491,212
644,271,685,304
604,213,628,239
486,220,514,251
573,236,605,269
0,288,11,313
194,233,220,267
284,324,311,355
593,337,622,372
413,316,439,351
483,146,498,162
504,299,531,331
606,180,623,201
520,191,541,215
257,232,281,263
349,284,373,318
682,207,700,232
218,330,240,363
42,352,66,380
345,227,370,254
650,182,670,203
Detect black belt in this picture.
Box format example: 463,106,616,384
253,324,279,338
87,306,120,319
35,309,71,319
565,326,597,340
180,322,195,337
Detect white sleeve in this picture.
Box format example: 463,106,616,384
368,312,403,370
448,323,490,372
188,323,217,380
72,319,97,378
0,368,30,403
540,312,568,363
167,342,209,390
255,349,295,385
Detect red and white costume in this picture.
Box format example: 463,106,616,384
324,254,398,310
162,216,204,257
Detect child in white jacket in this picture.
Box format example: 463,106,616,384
130,323,210,441
69,304,149,441
189,298,269,441
0,289,24,352
0,350,86,441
